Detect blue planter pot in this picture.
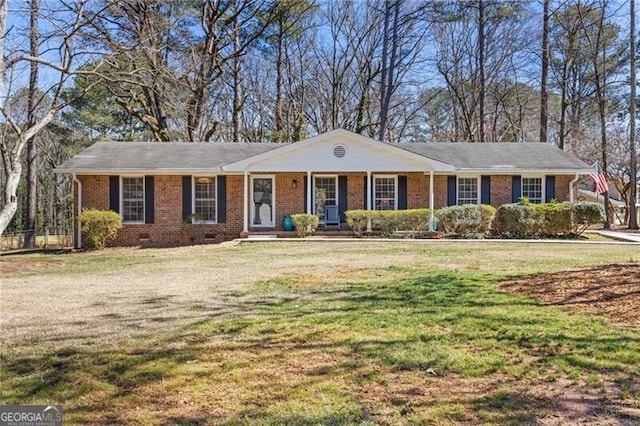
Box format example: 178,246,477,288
282,216,295,231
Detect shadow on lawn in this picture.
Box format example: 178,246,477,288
2,270,640,424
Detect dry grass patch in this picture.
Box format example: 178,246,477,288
2,241,640,424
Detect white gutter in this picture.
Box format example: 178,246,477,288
569,173,580,202
72,173,82,249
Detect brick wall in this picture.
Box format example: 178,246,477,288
74,172,576,247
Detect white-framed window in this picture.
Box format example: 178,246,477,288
121,176,145,224
457,177,479,205
314,175,337,221
373,175,397,210
522,177,543,204
193,176,217,223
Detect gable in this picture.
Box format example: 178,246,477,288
222,129,454,173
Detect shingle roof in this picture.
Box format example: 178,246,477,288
56,138,591,174
394,142,590,171
55,141,281,173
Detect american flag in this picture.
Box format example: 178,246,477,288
588,162,608,194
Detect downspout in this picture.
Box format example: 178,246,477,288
569,173,579,202
72,173,82,249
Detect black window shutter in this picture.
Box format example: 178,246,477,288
481,176,491,205
109,176,120,213
545,176,555,202
364,175,369,209
512,176,522,203
338,176,348,221
217,176,227,223
144,176,154,223
182,176,192,221
447,176,457,206
303,176,308,213
398,176,407,210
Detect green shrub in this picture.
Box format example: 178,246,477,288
345,210,369,237
534,201,573,235
572,201,605,235
79,209,123,249
345,209,432,237
493,203,543,238
291,213,319,237
435,204,496,238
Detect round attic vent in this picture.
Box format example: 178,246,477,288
333,144,346,158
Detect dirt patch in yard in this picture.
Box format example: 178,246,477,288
500,263,640,329
0,257,62,274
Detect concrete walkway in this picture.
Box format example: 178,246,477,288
590,230,640,243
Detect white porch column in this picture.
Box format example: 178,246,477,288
306,171,312,214
243,171,249,233
429,171,435,229
366,171,372,232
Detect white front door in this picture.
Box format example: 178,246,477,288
251,176,275,227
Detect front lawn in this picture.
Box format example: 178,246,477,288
1,241,638,424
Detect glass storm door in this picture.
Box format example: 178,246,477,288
251,177,274,227
313,176,337,222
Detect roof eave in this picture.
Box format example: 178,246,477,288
437,168,593,175
54,167,227,175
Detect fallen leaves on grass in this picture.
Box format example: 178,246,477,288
501,263,640,329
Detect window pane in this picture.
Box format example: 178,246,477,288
457,177,478,205
522,177,543,203
194,177,216,221
122,177,144,222
374,177,396,210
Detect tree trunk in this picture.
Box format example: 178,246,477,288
378,1,391,141
630,0,638,229
382,0,400,142
232,17,243,143
24,0,39,248
274,20,285,142
0,165,21,234
478,0,486,142
539,0,549,143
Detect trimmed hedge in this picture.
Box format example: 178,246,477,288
435,204,496,238
494,201,605,238
79,209,123,249
291,213,319,237
345,209,433,237
572,201,606,234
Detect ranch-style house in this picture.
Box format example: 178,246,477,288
56,129,593,247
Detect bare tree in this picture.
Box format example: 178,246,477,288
540,0,550,143
0,1,89,235
630,0,638,229
24,0,40,248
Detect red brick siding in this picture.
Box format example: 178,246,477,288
73,172,575,246
554,175,573,202
491,175,513,206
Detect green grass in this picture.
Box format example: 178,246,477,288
1,241,639,424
